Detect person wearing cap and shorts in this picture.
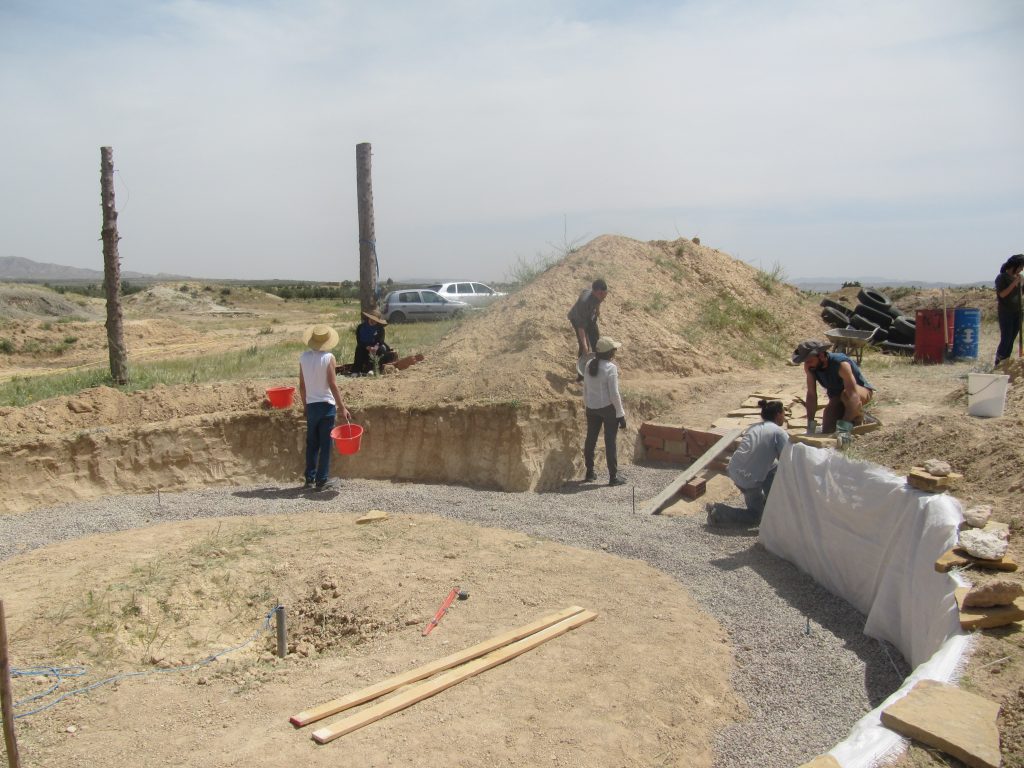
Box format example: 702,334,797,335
582,337,627,486
711,399,788,527
792,339,875,435
568,279,608,381
353,309,398,375
299,324,352,490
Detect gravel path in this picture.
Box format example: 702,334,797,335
0,467,909,768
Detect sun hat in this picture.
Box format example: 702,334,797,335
362,309,388,326
303,324,339,351
791,339,831,364
595,337,622,354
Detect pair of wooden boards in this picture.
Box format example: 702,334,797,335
290,606,597,744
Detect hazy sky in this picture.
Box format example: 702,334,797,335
1,1,1021,283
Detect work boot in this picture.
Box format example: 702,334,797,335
584,469,597,482
608,475,626,487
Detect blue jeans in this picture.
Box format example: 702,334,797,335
732,466,778,526
305,402,337,484
995,311,1021,364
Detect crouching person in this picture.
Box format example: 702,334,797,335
710,400,788,526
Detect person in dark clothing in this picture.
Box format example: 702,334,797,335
792,339,875,434
994,254,1024,365
352,309,398,375
568,278,608,380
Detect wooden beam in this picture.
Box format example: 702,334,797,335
1,600,22,768
290,605,587,727
644,428,742,515
311,610,598,744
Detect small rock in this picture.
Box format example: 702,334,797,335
296,641,314,658
963,505,993,528
66,399,92,414
321,579,337,590
197,676,209,685
65,725,77,734
923,459,952,477
959,528,1009,561
963,579,1024,608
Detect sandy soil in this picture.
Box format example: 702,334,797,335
2,236,1022,767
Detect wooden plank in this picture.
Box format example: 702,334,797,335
644,429,742,515
290,606,587,727
311,610,599,744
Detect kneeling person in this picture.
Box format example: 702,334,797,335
792,339,874,434
718,399,788,526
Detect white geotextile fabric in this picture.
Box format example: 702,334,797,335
758,443,969,768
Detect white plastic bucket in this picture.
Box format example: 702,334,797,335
967,373,1009,418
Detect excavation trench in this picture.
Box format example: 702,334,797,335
0,400,595,514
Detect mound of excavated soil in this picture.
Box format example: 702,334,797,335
369,235,827,408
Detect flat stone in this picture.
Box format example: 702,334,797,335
959,529,1009,561
356,510,389,524
937,547,1018,573
983,520,1010,540
962,579,1024,608
797,756,841,768
963,505,993,528
955,588,1024,630
880,679,1000,768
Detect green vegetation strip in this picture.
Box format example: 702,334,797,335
0,318,460,407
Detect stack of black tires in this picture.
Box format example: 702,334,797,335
820,288,915,355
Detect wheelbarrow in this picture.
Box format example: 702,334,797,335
824,328,880,365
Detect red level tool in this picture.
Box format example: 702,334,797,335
422,587,460,636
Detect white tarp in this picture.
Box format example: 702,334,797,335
759,442,969,768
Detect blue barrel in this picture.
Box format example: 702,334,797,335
953,307,981,359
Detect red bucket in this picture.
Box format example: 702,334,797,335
265,386,295,408
331,423,364,455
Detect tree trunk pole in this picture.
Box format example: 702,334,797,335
0,600,21,768
356,143,378,313
100,147,129,385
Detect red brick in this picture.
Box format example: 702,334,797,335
642,435,665,449
681,479,707,500
644,447,687,465
664,439,686,454
640,422,686,441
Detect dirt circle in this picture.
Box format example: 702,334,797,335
4,512,741,767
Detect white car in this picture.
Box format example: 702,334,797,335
381,289,469,323
426,282,505,308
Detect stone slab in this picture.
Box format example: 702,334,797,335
908,467,963,492
797,756,841,768
880,679,1000,768
356,510,389,524
954,587,1024,630
790,434,838,449
935,547,1019,573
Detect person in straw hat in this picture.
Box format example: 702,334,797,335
353,308,398,375
581,336,627,486
299,324,351,490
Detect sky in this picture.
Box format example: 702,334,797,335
1,0,1021,284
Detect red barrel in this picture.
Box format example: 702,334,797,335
914,309,954,364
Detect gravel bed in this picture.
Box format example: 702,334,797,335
0,467,909,768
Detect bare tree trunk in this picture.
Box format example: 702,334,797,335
100,146,129,385
356,143,378,313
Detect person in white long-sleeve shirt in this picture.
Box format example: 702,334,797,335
582,337,627,486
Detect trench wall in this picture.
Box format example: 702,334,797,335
0,400,586,514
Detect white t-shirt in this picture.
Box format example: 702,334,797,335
582,359,625,417
300,350,336,405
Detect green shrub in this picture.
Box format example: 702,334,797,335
754,261,787,294
0,339,13,354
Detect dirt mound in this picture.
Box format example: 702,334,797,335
0,283,98,320
125,284,242,315
373,235,826,407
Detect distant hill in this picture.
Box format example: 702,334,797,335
790,276,987,292
0,256,166,281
